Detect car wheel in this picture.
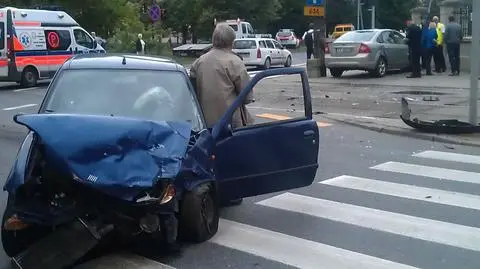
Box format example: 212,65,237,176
179,183,219,243
284,56,292,67
371,57,387,77
2,195,49,257
330,68,344,78
263,58,271,69
20,66,38,87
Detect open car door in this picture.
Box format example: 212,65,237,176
212,67,319,200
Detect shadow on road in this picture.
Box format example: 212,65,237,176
0,81,49,91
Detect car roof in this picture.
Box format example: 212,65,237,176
234,38,274,42
63,53,185,71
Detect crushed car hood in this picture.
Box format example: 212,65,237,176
12,114,193,201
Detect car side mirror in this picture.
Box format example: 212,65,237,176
93,40,97,49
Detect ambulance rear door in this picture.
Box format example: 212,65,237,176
0,10,7,78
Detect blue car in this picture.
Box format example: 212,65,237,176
1,54,319,266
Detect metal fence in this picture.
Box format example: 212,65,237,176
454,4,472,37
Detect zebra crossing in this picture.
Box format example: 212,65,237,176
163,149,480,269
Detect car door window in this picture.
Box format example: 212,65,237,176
265,40,275,49
392,32,405,44
381,31,394,44
247,24,254,35
242,24,247,34
74,29,94,49
259,41,266,48
272,40,283,49
44,29,72,51
0,22,4,50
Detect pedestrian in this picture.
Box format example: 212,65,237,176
421,22,438,76
136,33,146,55
432,16,446,73
444,15,463,76
302,23,315,60
406,20,423,78
189,23,255,205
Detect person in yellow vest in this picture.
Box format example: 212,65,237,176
432,16,447,73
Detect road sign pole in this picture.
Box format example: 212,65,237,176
370,5,375,29
469,0,479,125
357,0,360,30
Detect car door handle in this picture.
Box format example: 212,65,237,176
304,130,315,137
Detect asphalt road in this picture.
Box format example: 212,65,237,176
1,53,480,268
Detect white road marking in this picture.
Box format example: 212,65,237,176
211,219,419,269
2,104,37,111
413,150,480,165
371,162,480,184
13,87,40,92
321,175,480,211
257,192,480,252
76,252,175,268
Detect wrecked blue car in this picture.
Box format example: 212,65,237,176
1,54,319,268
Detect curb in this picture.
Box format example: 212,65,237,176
322,114,480,148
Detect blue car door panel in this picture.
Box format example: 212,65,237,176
213,68,319,200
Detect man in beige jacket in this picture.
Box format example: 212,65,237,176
190,23,254,129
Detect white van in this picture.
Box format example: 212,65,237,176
0,7,105,87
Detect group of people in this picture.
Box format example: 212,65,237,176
406,15,463,78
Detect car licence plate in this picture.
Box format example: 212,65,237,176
336,47,352,53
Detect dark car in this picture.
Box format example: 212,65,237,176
1,54,319,268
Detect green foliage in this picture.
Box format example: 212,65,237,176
3,0,424,50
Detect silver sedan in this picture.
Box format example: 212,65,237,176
325,29,410,78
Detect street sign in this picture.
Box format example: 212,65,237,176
306,0,324,6
304,6,325,17
149,4,161,22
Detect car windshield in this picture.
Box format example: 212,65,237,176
43,69,204,131
336,31,376,42
233,40,256,49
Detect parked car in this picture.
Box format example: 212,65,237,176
232,38,292,69
331,24,355,39
325,29,410,78
275,29,300,48
1,54,319,268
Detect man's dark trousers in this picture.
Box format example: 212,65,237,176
410,48,422,77
446,43,460,74
306,46,313,59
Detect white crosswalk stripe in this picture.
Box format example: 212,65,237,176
141,150,480,268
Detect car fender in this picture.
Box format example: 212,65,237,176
4,132,35,193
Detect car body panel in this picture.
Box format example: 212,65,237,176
212,67,319,200
6,114,194,201
232,38,291,67
5,55,317,211
325,29,409,72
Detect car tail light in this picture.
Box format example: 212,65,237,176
358,43,371,53
257,48,261,58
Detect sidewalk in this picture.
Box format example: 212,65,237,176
254,70,480,147
308,71,480,147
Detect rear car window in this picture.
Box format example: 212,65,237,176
0,22,4,49
344,27,353,31
336,31,376,42
233,40,257,49
229,24,238,31
44,69,203,131
335,27,342,32
277,31,292,37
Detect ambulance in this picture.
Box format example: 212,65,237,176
0,7,105,87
